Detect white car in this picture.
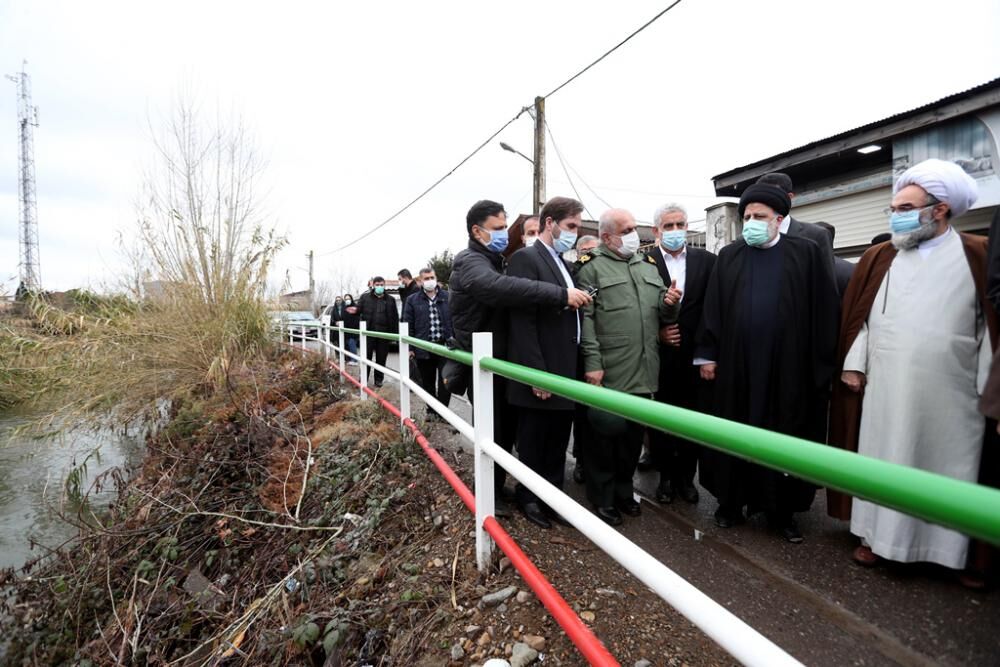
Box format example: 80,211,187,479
271,310,322,340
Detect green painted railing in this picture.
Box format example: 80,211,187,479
321,325,1000,545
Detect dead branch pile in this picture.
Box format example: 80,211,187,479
1,350,477,666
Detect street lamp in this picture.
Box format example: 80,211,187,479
499,141,534,165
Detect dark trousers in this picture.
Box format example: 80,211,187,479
584,411,645,509
366,338,389,384
515,408,573,507
571,351,596,465
415,354,451,409
649,360,706,487
466,376,518,496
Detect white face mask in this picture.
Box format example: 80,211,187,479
422,278,437,291
523,236,538,247
617,230,640,257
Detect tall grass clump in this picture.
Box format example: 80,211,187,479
0,96,285,421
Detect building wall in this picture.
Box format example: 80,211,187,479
795,186,996,258
792,186,892,254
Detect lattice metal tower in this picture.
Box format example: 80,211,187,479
6,62,41,294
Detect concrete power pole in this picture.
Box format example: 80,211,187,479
307,250,315,313
532,96,546,215
6,62,41,295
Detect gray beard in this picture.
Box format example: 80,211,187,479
891,222,938,251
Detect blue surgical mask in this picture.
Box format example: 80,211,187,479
554,228,578,253
660,230,686,252
889,209,922,234
374,286,385,296
481,228,509,253
742,219,772,247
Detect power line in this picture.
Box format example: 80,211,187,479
320,107,530,256
320,2,686,255
543,118,595,220
543,0,686,99
566,160,615,211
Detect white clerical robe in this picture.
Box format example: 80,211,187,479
843,228,993,569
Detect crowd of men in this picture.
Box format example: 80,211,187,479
331,158,998,589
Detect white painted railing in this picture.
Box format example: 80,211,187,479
282,319,803,667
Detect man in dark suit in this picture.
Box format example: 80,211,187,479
757,173,837,279
506,196,586,528
646,203,717,505
814,221,855,296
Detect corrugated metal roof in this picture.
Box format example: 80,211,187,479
712,77,1000,181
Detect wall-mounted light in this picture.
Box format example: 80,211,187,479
857,144,882,155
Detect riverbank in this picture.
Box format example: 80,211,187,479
0,410,142,572
2,349,578,665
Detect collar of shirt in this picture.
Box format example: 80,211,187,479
917,225,953,258
658,244,687,262
779,215,791,235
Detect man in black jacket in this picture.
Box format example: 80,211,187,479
397,268,419,303
358,276,399,387
506,196,586,528
646,203,717,505
449,199,592,516
402,268,453,414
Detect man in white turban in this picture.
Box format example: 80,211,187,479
827,158,998,588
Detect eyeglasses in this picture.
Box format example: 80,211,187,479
881,203,936,217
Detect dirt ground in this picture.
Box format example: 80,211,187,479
366,360,1000,667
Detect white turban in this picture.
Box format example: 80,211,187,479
893,158,979,218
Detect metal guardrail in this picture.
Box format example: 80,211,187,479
286,319,1000,666
288,321,806,666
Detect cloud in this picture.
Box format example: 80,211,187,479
1,0,998,292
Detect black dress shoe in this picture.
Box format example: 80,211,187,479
595,506,623,526
714,505,743,528
545,507,572,527
616,499,642,517
655,479,674,504
520,502,552,529
780,519,804,544
572,461,584,484
494,498,513,519
676,481,700,504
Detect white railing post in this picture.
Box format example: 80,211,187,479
299,324,306,350
337,321,346,379
359,321,369,400
471,331,495,571
288,323,293,345
398,321,411,431
322,325,330,361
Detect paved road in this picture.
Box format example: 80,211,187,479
321,348,1000,666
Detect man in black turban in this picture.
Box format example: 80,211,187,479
694,181,840,543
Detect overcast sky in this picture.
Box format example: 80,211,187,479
2,0,999,295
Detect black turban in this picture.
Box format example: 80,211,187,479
738,184,791,220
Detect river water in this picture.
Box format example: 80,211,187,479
0,408,143,572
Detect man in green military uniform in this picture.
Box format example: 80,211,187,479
576,208,682,525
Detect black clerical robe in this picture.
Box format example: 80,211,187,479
695,235,839,514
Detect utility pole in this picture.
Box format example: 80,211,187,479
532,96,546,215
307,250,315,313
6,62,41,296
